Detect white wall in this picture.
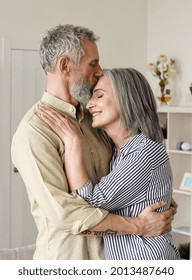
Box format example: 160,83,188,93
0,0,147,247
147,0,192,105
0,0,147,68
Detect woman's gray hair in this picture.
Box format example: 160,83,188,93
39,24,99,73
103,68,163,143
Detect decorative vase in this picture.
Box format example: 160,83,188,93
156,84,172,105
157,96,172,105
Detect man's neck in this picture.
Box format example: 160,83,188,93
46,74,78,107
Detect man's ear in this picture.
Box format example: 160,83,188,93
59,56,69,74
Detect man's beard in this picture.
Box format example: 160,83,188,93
69,71,99,105
70,81,92,105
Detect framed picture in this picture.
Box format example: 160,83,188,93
180,172,192,191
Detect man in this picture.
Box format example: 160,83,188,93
11,24,176,260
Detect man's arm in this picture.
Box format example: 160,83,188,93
11,120,110,234
81,200,176,237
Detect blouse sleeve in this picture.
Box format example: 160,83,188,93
76,151,152,212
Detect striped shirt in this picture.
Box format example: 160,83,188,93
77,133,180,260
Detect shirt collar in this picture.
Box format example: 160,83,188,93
40,91,84,120
119,133,147,155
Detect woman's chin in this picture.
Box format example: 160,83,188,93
92,121,102,129
92,122,98,128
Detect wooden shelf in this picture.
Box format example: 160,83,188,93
158,106,192,259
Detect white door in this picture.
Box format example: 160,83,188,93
1,38,46,248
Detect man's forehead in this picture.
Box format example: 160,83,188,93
82,39,99,59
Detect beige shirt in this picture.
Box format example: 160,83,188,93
11,92,112,260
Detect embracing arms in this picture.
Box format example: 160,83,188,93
38,105,177,237
86,200,176,237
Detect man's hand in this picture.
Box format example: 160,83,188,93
136,200,177,237
80,199,178,237
170,197,178,217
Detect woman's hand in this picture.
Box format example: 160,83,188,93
38,105,80,148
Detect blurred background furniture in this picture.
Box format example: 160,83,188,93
0,244,35,260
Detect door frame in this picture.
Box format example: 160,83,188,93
0,37,40,248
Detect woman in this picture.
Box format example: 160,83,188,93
39,68,180,260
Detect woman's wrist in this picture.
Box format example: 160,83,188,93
64,142,89,190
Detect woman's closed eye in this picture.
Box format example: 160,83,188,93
97,94,103,98
91,89,105,101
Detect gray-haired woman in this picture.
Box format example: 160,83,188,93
39,68,180,260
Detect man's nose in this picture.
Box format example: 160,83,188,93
95,64,103,77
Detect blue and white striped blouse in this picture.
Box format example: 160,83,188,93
77,133,180,260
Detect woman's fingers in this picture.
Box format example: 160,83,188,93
37,105,78,143
38,106,68,128
38,105,66,122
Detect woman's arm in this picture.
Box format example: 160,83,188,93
38,105,91,190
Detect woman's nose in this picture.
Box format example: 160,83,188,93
86,98,95,110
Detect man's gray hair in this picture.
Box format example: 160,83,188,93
39,24,99,73
103,68,163,143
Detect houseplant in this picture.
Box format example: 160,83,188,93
148,54,177,104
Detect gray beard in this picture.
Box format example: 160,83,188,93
70,82,92,105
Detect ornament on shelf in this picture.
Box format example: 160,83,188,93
148,54,177,105
177,142,192,151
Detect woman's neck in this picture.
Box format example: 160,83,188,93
105,125,132,157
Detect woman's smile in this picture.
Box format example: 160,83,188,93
91,111,102,118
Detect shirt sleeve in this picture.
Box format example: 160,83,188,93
76,151,153,212
11,117,108,235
